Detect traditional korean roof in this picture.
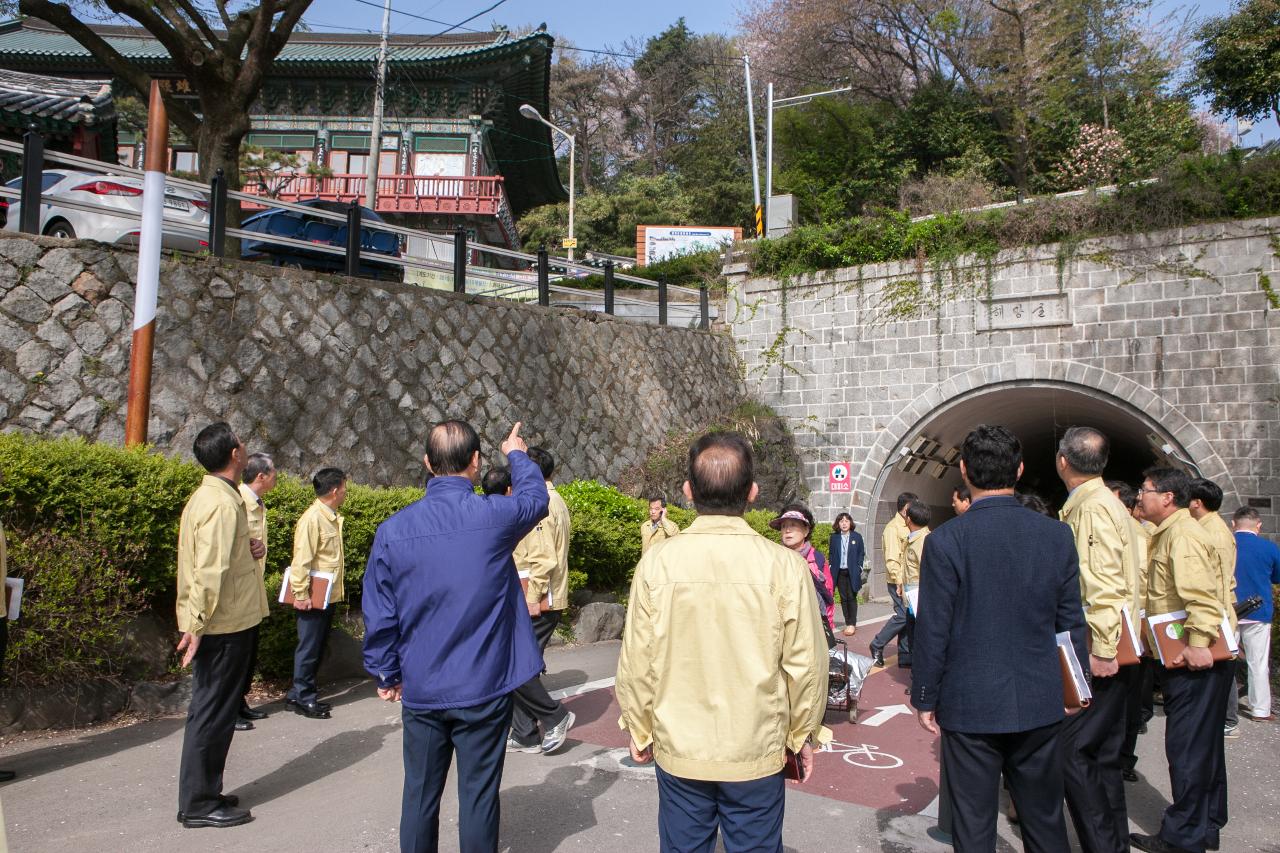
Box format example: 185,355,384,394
0,18,567,212
0,67,114,125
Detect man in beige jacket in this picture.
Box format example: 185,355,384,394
641,496,680,553
175,422,263,829
235,452,275,729
508,447,575,754
286,467,347,720
617,432,829,851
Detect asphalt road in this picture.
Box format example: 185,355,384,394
1,606,1277,853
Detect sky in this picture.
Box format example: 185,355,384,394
303,0,1273,143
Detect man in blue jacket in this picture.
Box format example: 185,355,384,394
1231,506,1280,723
912,424,1086,852
362,420,548,853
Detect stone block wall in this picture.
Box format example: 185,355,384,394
0,233,746,486
727,217,1280,592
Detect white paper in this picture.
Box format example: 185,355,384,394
904,584,919,616
5,577,23,621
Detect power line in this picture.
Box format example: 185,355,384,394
348,0,482,32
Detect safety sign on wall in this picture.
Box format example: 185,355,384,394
829,462,851,493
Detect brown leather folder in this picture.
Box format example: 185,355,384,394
1059,633,1092,710
1143,611,1237,668
308,575,331,610
518,575,552,614
1086,606,1143,666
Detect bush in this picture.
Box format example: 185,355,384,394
752,150,1280,278
4,524,149,685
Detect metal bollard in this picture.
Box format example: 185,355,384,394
453,225,468,293
658,276,668,326
699,283,709,330
536,246,550,307
208,168,227,257
19,123,43,235
345,201,361,278
603,261,615,315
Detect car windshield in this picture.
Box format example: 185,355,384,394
5,174,63,191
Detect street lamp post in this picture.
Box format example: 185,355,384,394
764,84,852,234
520,103,576,261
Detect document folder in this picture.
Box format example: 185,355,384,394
277,567,336,610
1085,604,1144,666
1058,631,1092,710
4,577,23,621
517,570,553,613
1143,610,1238,668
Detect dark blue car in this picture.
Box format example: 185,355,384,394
240,198,402,281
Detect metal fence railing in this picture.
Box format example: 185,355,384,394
0,127,712,329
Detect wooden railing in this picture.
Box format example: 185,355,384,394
241,173,507,215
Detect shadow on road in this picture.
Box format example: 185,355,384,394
500,762,617,853
3,715,185,781
236,723,396,807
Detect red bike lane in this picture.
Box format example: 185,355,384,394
562,626,941,816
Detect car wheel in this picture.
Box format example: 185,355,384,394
44,220,76,239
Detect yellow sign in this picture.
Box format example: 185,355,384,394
562,238,578,249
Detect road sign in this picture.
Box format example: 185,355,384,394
562,237,578,249
829,462,851,492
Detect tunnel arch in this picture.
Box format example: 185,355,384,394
848,362,1236,596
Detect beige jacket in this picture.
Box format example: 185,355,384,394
515,482,570,610
883,513,909,585
238,482,270,619
1198,512,1238,604
1060,478,1138,659
1146,508,1234,647
176,476,264,636
290,499,346,604
903,527,930,585
616,515,831,783
640,517,681,553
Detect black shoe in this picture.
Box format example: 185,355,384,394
177,796,241,823
871,648,885,668
0,770,14,782
1129,832,1192,853
234,719,254,732
182,804,253,829
292,701,331,719
239,703,268,721
1122,769,1138,782
285,698,331,713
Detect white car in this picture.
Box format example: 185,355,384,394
3,169,209,252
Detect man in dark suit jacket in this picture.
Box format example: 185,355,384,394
912,424,1087,852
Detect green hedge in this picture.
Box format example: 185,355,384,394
0,434,853,684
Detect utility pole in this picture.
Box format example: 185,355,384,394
764,82,773,235
744,55,762,238
364,0,392,210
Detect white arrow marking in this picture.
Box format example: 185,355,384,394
859,703,914,727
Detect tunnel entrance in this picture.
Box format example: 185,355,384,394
872,381,1194,534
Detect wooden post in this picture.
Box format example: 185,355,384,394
124,81,168,447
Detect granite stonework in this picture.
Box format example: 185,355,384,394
0,233,747,486
727,217,1280,591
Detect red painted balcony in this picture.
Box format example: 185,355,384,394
241,173,507,215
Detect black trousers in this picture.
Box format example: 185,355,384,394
0,616,7,681
834,570,859,628
655,765,785,853
1062,666,1135,853
870,585,911,661
1159,660,1233,852
1121,658,1156,771
289,607,334,705
178,627,255,817
240,623,260,703
943,722,1069,853
400,694,513,853
510,610,567,746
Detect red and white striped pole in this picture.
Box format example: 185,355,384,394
124,81,168,447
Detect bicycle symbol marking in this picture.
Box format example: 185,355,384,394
821,740,904,770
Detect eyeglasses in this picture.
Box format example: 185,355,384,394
1136,487,1171,497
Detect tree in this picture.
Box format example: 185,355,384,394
1193,0,1280,127
16,0,313,187
549,47,625,193
240,145,331,197
517,174,696,256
